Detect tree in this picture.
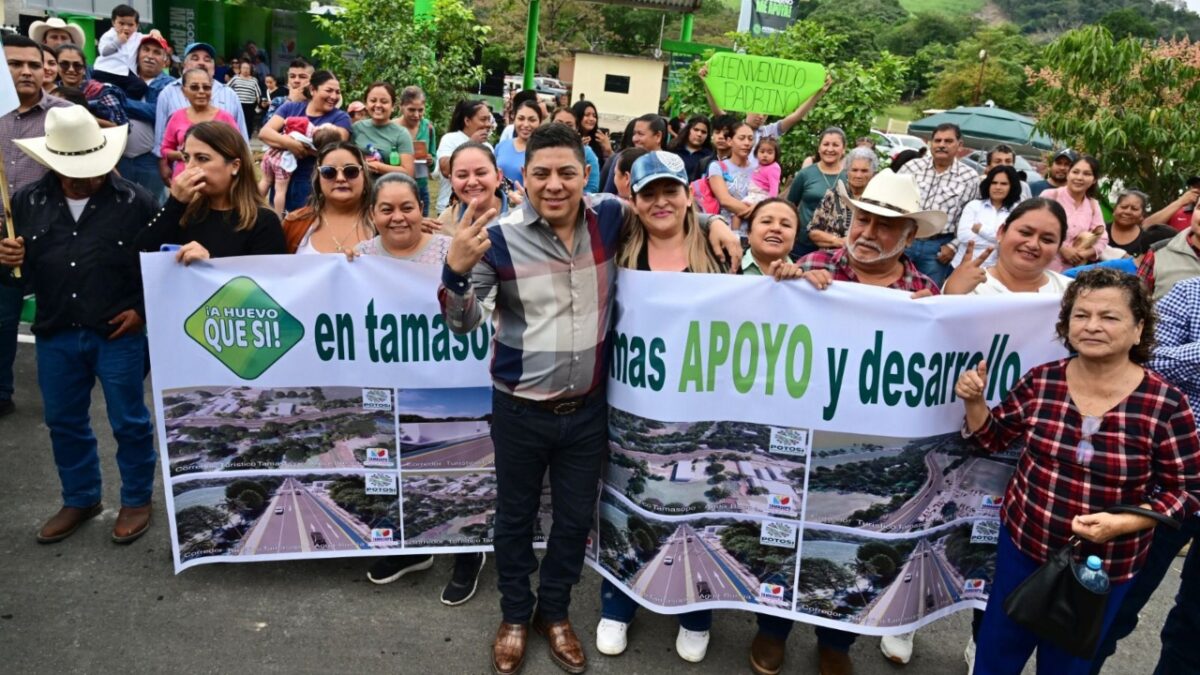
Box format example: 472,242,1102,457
1030,26,1200,209
312,0,487,131
176,505,228,541
926,25,1041,111
1100,9,1158,41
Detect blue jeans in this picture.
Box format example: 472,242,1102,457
491,389,608,623
36,329,155,508
905,234,954,286
755,613,857,651
1091,516,1199,675
0,284,20,401
117,153,166,205
600,578,713,631
975,530,1133,675
417,178,431,217
284,163,314,212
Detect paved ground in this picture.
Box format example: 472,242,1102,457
0,341,1181,674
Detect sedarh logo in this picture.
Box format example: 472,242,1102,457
184,277,304,379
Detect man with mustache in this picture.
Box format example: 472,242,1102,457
748,169,946,675
897,123,979,286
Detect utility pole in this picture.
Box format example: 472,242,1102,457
973,49,988,106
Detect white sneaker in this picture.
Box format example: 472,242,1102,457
881,631,915,665
596,618,629,656
964,636,976,675
675,627,710,663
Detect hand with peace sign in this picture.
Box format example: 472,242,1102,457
942,240,995,295
446,199,499,276
955,359,992,433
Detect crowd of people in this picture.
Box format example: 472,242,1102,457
2,10,1199,675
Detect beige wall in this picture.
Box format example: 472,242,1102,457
569,52,664,127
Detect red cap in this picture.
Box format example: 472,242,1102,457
139,34,171,54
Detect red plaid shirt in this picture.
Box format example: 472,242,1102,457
970,359,1200,582
794,247,942,294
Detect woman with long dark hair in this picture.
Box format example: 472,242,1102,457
951,164,1022,268
435,99,494,213
281,141,375,254
138,121,286,260
260,69,353,211
1041,154,1107,271
669,115,714,183
571,99,611,162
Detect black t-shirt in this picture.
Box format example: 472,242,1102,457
136,197,288,257
1105,222,1154,257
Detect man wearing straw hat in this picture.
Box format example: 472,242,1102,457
748,169,946,675
0,105,161,545
28,17,86,50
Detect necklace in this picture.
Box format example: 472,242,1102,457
819,166,839,191
326,216,362,253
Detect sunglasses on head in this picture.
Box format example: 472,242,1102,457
187,83,213,92
318,164,363,181
59,61,86,72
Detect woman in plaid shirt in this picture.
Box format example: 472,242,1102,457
957,267,1200,675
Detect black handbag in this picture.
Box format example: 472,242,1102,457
1002,506,1180,659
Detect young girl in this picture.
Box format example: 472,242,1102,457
737,138,781,230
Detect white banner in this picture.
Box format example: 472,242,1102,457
145,256,1068,635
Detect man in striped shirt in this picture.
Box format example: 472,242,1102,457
439,124,738,675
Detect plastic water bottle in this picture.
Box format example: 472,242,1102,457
389,149,400,166
1076,555,1110,593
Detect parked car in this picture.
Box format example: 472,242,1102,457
533,76,567,97
870,130,927,160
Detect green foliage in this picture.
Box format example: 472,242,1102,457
1099,9,1159,41
880,12,978,57
993,0,1200,39
175,505,228,541
669,20,906,177
898,0,983,15
926,25,1042,111
312,0,487,131
796,557,854,594
235,489,264,511
867,553,896,578
224,478,268,502
1031,25,1200,209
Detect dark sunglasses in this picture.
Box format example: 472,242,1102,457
318,164,363,181
59,61,86,72
187,83,213,92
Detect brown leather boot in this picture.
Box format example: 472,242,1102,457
818,644,854,675
112,505,152,544
492,621,528,675
750,632,786,675
532,614,587,673
37,503,103,543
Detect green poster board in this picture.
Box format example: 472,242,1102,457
705,52,825,117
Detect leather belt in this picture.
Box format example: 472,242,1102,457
498,387,604,416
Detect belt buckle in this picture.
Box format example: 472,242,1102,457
552,400,580,416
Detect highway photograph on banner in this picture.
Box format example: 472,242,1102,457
593,408,1008,631
171,473,401,563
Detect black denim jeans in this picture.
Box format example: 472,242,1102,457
491,389,607,624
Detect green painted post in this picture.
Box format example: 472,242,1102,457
681,13,694,42
523,0,540,91
414,0,434,21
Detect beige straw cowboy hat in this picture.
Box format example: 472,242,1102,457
29,17,86,47
840,169,948,238
14,105,128,178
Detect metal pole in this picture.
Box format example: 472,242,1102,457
523,0,541,91
681,13,694,42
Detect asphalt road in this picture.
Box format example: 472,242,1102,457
239,478,367,555
864,540,958,628
0,342,1179,674
403,434,495,469
634,524,757,607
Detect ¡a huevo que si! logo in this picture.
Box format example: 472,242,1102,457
184,277,304,379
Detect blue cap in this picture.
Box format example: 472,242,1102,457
631,151,690,194
1086,555,1102,571
183,42,216,58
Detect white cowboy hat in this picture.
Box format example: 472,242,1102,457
29,17,86,47
840,169,948,239
14,105,128,179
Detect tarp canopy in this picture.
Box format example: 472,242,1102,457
908,106,1055,156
